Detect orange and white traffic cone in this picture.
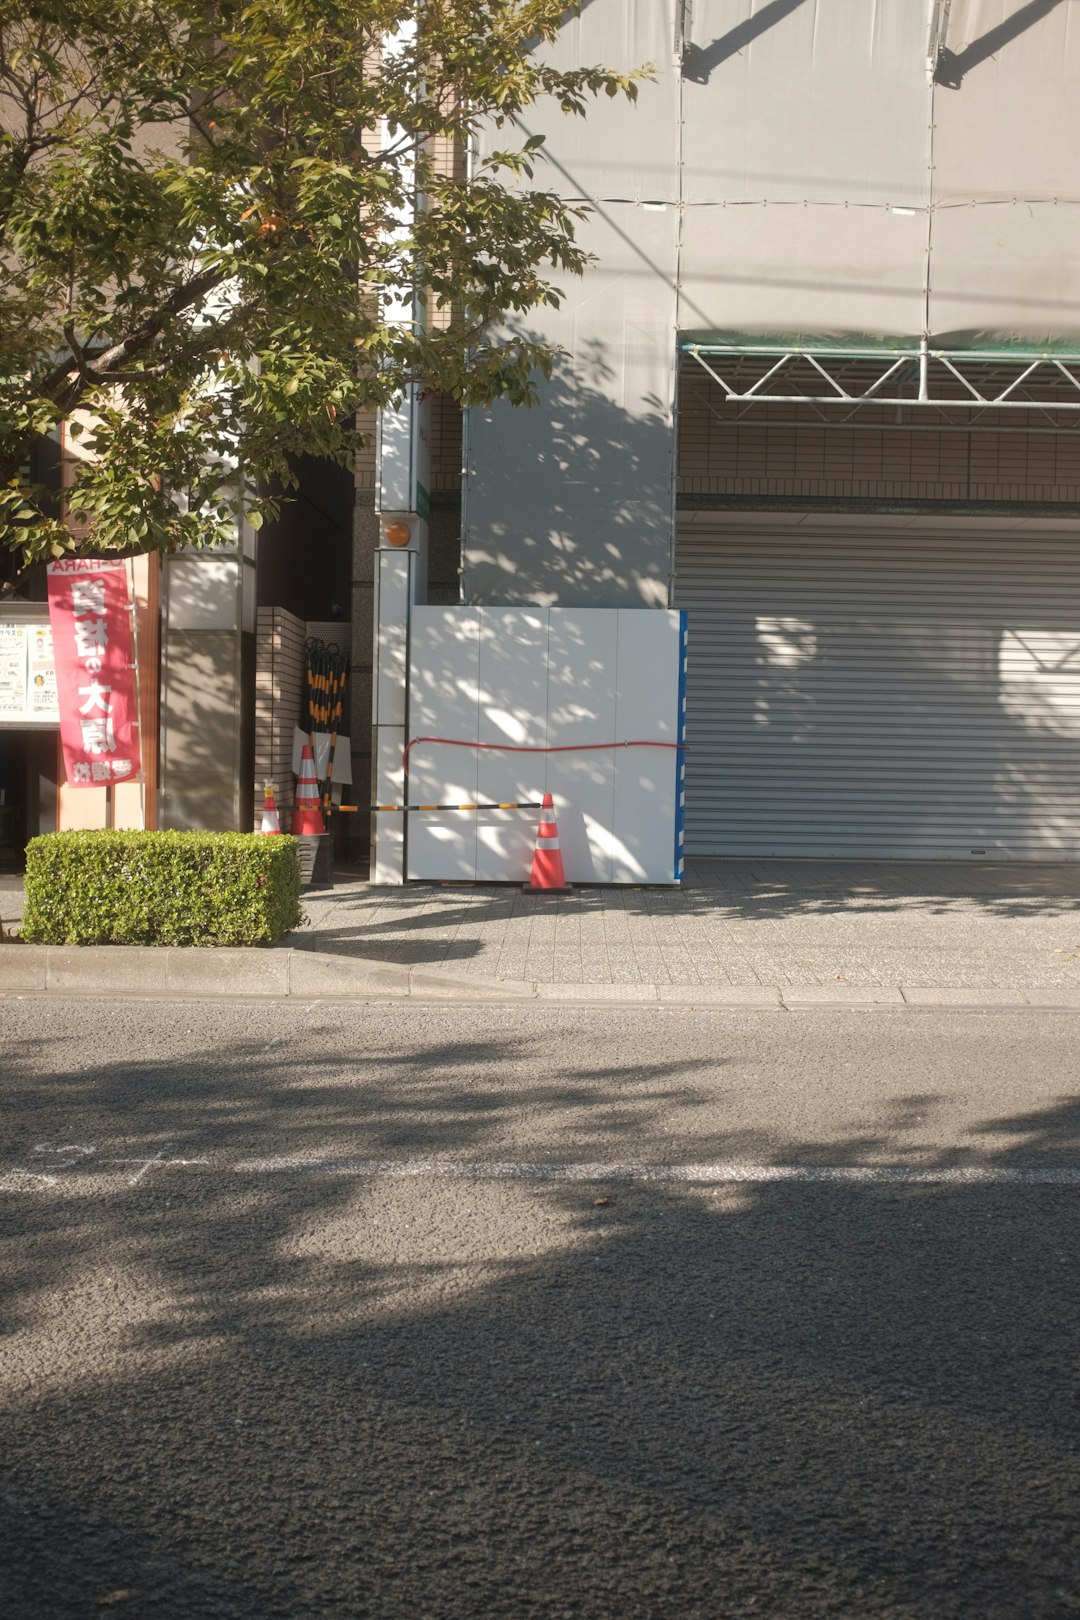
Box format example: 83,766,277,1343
260,780,282,835
524,793,572,892
290,743,326,836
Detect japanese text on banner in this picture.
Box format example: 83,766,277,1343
46,559,142,787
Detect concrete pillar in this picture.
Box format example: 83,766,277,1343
159,531,256,830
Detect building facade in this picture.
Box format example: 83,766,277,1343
428,0,1080,869
4,0,1078,876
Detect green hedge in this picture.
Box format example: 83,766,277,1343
21,830,303,947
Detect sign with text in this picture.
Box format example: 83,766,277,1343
46,559,142,787
0,619,59,725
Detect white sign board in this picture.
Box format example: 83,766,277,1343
0,619,59,725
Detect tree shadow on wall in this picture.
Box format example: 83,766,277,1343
464,340,674,611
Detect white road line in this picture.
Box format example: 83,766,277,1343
5,1155,1080,1191
230,1158,1080,1186
128,1144,172,1185
108,1150,209,1184
0,1169,59,1189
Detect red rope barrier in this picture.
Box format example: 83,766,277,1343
403,736,686,776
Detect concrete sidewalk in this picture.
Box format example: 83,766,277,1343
299,857,1080,993
3,858,1079,1004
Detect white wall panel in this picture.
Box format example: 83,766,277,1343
545,611,619,882
612,609,683,883
475,609,549,883
405,607,683,883
406,607,480,880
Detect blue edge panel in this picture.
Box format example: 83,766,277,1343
674,610,688,882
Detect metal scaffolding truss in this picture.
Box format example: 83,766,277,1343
682,344,1080,428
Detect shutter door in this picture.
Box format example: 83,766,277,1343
674,515,1080,859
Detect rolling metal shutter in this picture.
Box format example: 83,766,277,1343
674,514,1080,859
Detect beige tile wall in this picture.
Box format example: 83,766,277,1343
678,362,1080,504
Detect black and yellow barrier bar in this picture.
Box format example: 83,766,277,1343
371,801,544,813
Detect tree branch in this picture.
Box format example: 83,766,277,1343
62,320,92,379
40,263,229,411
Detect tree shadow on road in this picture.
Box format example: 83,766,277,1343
2,1007,1079,1618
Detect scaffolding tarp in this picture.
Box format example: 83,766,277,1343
464,202,678,608
678,0,1080,345
478,0,678,204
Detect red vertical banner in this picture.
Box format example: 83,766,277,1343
46,558,142,788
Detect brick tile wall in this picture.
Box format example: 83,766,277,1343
253,606,306,830
431,394,463,491
678,360,1080,505
356,408,377,490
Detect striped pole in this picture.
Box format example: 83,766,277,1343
371,801,544,813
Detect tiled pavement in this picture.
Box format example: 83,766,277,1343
4,858,1078,992
297,858,1080,991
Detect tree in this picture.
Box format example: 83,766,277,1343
0,0,643,588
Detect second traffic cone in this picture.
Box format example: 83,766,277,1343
291,743,326,836
524,793,572,892
260,780,282,834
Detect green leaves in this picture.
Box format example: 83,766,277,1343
0,0,646,568
21,829,303,946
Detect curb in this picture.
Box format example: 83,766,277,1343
1,944,1079,1010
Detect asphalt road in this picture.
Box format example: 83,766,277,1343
2,997,1079,1619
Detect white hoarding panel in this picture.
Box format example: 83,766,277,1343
408,606,481,799
545,611,619,883
407,607,480,881
475,608,550,883
612,609,683,884
406,809,476,883
403,607,683,884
